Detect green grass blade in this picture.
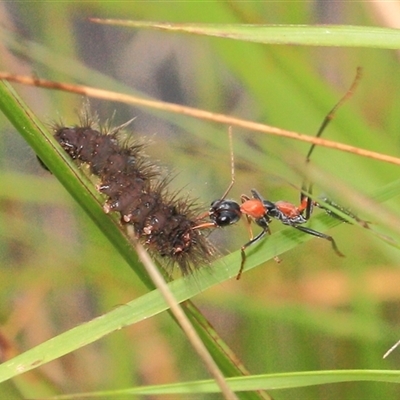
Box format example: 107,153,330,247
34,370,400,397
90,21,400,49
0,80,154,287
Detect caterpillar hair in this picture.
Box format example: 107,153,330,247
51,104,214,276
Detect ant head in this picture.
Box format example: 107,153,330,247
209,199,241,227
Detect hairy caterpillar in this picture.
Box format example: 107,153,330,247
51,106,214,275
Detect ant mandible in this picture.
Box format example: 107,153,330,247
196,68,363,280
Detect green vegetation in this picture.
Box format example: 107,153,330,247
1,2,400,399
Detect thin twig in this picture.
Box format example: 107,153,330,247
1,72,400,166
131,234,238,400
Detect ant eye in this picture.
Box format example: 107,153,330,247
216,211,239,226
216,215,230,226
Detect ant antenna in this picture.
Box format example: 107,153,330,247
219,126,236,200
305,67,363,164
192,127,237,225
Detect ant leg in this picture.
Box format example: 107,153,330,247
237,227,269,280
240,194,254,239
313,197,371,229
293,225,345,257
301,68,362,222
304,192,314,221
298,182,314,221
243,214,254,242
305,67,363,163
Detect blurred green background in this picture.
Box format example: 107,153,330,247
1,1,400,399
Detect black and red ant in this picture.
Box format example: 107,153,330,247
196,68,363,280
